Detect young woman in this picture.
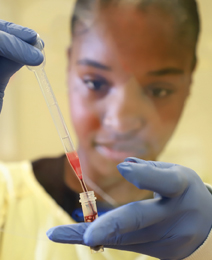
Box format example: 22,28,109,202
1,0,212,259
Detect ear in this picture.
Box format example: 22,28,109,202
67,46,72,71
185,74,193,98
191,55,198,72
187,56,197,97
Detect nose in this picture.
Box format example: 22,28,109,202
103,77,149,136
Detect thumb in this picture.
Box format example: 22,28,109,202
83,199,167,246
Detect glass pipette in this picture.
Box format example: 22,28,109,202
27,35,104,253
27,35,88,192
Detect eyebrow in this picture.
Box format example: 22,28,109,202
77,59,112,71
147,68,184,76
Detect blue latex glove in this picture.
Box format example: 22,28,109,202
0,20,44,112
47,158,212,260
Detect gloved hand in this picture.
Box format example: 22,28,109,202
47,158,212,260
0,20,44,112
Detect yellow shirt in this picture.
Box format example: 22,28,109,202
0,161,211,260
0,161,156,260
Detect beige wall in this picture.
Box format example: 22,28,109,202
1,0,212,183
159,1,212,183
0,0,77,161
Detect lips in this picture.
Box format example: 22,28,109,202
94,141,147,161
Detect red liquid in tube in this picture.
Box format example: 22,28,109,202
66,152,96,220
67,152,104,252
66,151,88,192
84,212,98,222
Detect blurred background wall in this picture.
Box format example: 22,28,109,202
0,0,77,160
1,0,212,183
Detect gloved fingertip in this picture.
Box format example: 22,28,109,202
46,226,72,243
124,157,139,163
117,158,141,172
117,162,131,171
29,48,44,66
124,157,148,164
83,230,96,246
46,227,55,241
83,234,91,246
83,221,105,246
21,28,38,44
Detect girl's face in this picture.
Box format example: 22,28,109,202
67,6,193,177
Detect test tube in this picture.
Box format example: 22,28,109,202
79,191,104,253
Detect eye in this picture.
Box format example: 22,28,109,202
145,84,174,98
82,76,110,93
83,79,105,91
150,88,172,97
